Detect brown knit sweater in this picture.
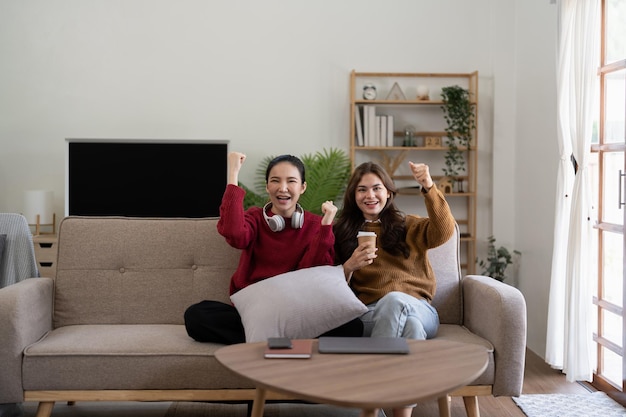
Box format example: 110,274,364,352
350,185,456,305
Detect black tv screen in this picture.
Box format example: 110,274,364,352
66,140,228,218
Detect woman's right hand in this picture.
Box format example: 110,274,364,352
228,152,246,185
342,242,378,281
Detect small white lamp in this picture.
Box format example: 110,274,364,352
23,190,56,236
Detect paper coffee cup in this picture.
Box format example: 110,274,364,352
357,231,377,247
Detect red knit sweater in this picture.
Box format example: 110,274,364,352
217,185,335,295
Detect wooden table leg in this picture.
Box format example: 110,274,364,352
250,388,267,417
463,396,480,417
438,395,451,417
35,402,55,417
361,408,380,417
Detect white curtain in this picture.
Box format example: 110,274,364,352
546,0,599,382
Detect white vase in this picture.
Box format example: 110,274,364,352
416,85,430,100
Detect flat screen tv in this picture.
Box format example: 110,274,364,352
66,139,228,218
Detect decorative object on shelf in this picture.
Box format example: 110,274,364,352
424,136,442,148
403,125,416,147
380,153,406,177
476,235,521,282
240,148,351,215
362,84,377,100
440,85,476,183
416,84,430,100
456,178,465,193
23,190,55,235
437,176,455,194
386,82,406,100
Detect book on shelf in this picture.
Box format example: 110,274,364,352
264,339,313,359
367,105,376,147
363,105,369,146
387,115,394,146
354,105,364,146
369,114,394,147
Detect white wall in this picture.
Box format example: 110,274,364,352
0,0,558,356
513,1,559,355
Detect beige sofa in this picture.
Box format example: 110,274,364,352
0,216,526,417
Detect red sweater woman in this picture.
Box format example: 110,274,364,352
184,152,362,344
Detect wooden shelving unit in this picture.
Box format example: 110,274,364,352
349,70,478,274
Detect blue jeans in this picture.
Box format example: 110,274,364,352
360,291,439,340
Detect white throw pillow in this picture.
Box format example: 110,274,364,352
230,265,368,343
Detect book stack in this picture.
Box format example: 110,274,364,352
355,105,394,147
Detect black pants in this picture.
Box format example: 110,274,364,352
184,300,364,345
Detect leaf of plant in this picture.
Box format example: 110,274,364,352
299,148,351,215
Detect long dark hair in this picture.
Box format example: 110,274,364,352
334,162,409,263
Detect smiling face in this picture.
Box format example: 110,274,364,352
355,172,391,221
265,161,307,217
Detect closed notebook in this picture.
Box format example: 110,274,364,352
264,339,313,359
318,337,410,354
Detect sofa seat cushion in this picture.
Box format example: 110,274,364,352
436,324,495,386
22,324,253,391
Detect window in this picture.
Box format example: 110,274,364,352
591,0,626,392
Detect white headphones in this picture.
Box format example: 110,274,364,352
263,202,304,232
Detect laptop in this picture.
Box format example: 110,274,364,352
318,337,410,354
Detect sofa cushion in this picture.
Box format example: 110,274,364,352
231,265,368,342
429,223,462,325
54,217,240,327
436,324,495,385
22,324,254,390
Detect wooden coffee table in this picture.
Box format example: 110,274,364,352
215,339,488,417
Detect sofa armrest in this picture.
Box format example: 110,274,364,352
462,275,527,397
0,278,53,403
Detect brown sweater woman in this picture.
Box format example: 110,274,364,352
349,185,456,305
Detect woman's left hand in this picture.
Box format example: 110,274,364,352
320,200,338,226
409,161,434,190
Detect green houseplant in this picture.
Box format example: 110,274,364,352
440,85,476,191
241,148,351,216
477,236,521,282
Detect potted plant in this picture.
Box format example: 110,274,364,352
240,148,351,215
440,85,476,192
476,235,521,282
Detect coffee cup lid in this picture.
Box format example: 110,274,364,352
357,231,377,237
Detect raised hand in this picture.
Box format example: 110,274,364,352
320,200,338,226
228,152,246,185
409,161,434,190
